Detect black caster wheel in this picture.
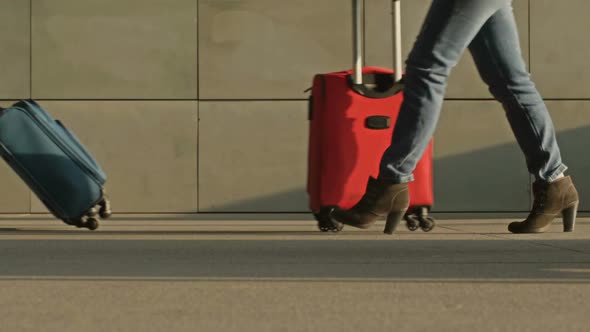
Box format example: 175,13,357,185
318,224,334,232
314,207,342,233
87,206,99,218
328,220,344,233
314,213,330,233
99,198,112,219
317,217,343,232
418,216,435,232
404,215,420,231
319,224,343,232
85,217,99,231
72,217,85,228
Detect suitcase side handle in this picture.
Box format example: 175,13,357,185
352,0,402,85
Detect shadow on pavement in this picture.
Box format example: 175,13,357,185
0,239,588,282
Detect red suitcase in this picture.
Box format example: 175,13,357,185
307,0,435,233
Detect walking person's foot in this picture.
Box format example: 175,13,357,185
508,176,579,233
330,176,410,234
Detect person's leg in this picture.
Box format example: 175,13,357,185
378,0,511,183
468,4,579,233
331,0,511,231
468,4,566,181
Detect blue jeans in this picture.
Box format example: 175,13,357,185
379,0,567,183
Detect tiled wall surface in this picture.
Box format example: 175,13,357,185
0,1,587,214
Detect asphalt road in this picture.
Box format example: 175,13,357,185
0,216,589,332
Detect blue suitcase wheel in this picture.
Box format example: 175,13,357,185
99,198,112,219
85,217,99,231
87,206,99,217
73,218,85,228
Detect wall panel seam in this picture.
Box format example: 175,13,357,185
196,0,200,212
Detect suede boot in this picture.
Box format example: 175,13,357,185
330,176,410,234
509,176,579,233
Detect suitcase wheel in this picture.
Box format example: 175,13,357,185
73,217,99,231
404,206,436,232
99,198,112,219
70,217,98,231
85,217,99,231
87,206,99,218
314,207,343,233
404,214,420,231
418,215,435,232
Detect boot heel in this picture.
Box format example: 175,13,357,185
562,203,578,233
384,211,405,235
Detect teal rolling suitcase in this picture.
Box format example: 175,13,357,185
0,100,111,230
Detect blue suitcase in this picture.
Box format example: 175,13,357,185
0,99,111,230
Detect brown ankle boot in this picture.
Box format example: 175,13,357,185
330,176,410,234
509,176,579,233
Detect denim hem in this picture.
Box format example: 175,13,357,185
378,173,414,184
545,164,568,182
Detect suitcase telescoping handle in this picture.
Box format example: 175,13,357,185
352,0,403,85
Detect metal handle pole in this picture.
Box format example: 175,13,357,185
353,0,363,85
393,0,402,82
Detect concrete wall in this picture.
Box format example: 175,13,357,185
0,0,588,214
